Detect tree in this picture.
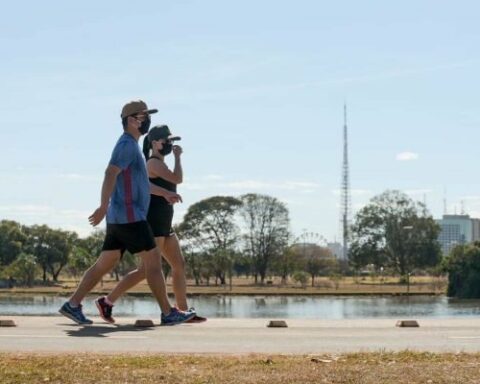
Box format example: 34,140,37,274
4,253,37,287
232,252,253,278
292,271,308,288
24,225,77,282
239,193,290,284
349,190,441,281
0,220,26,265
292,243,336,287
272,244,302,285
76,230,105,259
177,196,242,285
67,245,92,279
443,242,480,298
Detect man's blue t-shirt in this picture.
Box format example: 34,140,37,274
106,133,150,224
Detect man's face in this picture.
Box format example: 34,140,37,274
131,112,146,125
128,112,151,134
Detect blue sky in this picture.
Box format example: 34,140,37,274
0,1,479,240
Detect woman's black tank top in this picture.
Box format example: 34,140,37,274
148,157,177,205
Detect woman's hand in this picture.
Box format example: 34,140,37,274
173,145,183,158
165,191,183,205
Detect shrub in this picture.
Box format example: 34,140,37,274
292,271,308,288
443,242,480,298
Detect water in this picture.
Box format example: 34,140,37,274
1,294,480,319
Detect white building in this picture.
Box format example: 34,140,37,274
437,214,480,255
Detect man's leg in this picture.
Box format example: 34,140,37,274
60,250,120,324
70,250,121,306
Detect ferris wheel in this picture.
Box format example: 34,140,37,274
294,231,327,247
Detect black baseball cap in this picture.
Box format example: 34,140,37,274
148,125,181,142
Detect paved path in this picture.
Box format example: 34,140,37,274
0,316,479,354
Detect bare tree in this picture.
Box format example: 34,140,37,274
239,193,290,284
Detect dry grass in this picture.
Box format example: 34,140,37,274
0,276,447,297
1,352,479,384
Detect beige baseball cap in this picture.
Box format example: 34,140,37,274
121,100,158,118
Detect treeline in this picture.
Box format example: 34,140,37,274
0,190,475,298
0,193,338,288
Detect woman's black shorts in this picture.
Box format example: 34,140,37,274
147,201,174,237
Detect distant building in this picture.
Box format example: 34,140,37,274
437,214,480,255
327,242,344,259
472,218,480,242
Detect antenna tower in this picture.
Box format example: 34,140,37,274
340,104,352,260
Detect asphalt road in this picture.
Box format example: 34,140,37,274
0,316,479,354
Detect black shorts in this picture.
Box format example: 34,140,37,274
147,201,174,237
102,221,156,255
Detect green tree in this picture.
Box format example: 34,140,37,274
67,245,92,279
177,196,242,285
24,225,77,282
292,271,308,288
239,193,290,284
443,242,480,298
0,220,26,265
76,230,105,259
4,252,37,287
66,230,106,280
293,244,336,287
349,190,441,281
272,245,302,285
232,252,253,278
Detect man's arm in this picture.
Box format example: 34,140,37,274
88,164,122,226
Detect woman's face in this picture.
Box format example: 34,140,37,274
152,138,166,152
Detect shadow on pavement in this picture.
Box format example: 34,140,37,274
64,324,156,338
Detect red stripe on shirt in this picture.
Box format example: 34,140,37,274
123,167,135,222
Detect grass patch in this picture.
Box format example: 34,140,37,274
1,352,479,384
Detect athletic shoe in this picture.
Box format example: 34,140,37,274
95,296,115,324
59,301,93,325
185,307,207,323
186,314,207,323
161,307,196,326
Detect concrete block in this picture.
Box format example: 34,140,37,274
134,319,155,327
0,319,16,327
396,320,419,328
267,320,288,328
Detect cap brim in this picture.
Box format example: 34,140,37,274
146,109,158,114
168,135,181,141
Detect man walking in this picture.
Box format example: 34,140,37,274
59,100,194,326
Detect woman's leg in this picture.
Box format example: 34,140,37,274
106,262,146,304
70,250,121,306
160,234,188,311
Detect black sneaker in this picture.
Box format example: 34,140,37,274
95,296,115,324
59,301,93,325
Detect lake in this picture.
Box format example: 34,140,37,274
1,294,480,319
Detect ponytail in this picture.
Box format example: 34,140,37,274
142,136,151,160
